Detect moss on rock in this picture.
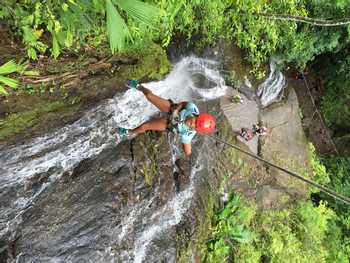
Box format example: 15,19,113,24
0,100,80,141
118,43,171,81
0,43,171,142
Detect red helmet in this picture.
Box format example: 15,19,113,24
196,113,216,133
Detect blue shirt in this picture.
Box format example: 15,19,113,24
176,102,199,144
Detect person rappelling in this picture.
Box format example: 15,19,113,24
117,80,216,156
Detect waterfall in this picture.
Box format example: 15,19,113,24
257,60,287,107
0,57,228,262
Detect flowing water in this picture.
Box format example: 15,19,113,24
0,54,286,262
0,57,228,262
257,60,287,108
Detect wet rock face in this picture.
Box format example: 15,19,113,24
2,132,181,262
0,127,219,262
261,88,310,193
0,56,230,262
219,87,311,210
5,143,132,262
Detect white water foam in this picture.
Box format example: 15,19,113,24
133,157,204,263
257,60,287,107
0,56,229,260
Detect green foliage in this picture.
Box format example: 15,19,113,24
309,143,330,186
308,154,350,262
236,200,345,263
117,43,171,80
319,54,350,131
106,0,131,53
3,0,350,74
156,0,228,47
1,0,159,59
202,194,256,262
0,60,38,96
156,0,350,76
202,190,348,263
107,0,159,53
319,156,350,228
155,0,300,75
323,214,350,263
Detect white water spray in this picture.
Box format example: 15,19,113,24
0,57,229,261
257,60,287,107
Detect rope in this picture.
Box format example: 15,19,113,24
205,133,350,205
251,12,350,27
199,58,348,204
300,73,340,156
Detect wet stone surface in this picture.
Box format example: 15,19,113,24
220,87,311,209
0,56,229,262
2,132,185,262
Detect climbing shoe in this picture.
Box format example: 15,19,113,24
125,79,140,89
117,127,129,139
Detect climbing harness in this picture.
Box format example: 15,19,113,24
205,133,350,205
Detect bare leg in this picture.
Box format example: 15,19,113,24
139,85,171,113
130,117,168,134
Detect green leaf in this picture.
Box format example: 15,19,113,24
106,0,131,53
23,70,39,76
27,47,38,60
113,0,159,27
0,85,9,96
52,33,60,58
0,76,18,88
0,60,18,75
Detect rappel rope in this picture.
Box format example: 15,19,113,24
300,72,340,156
204,133,350,205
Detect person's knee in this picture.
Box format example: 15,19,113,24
131,123,148,134
139,123,149,133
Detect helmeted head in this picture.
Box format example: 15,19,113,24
257,126,267,135
195,113,216,133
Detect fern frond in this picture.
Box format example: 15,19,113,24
106,0,131,53
113,0,159,27
0,60,18,75
0,76,19,88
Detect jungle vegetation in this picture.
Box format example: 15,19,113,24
1,0,349,262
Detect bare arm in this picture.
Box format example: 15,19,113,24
182,143,192,156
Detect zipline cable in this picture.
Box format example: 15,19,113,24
205,133,350,205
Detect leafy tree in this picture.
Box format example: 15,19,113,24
106,0,159,53
156,0,350,76
0,0,159,59
319,157,350,227
315,52,350,133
